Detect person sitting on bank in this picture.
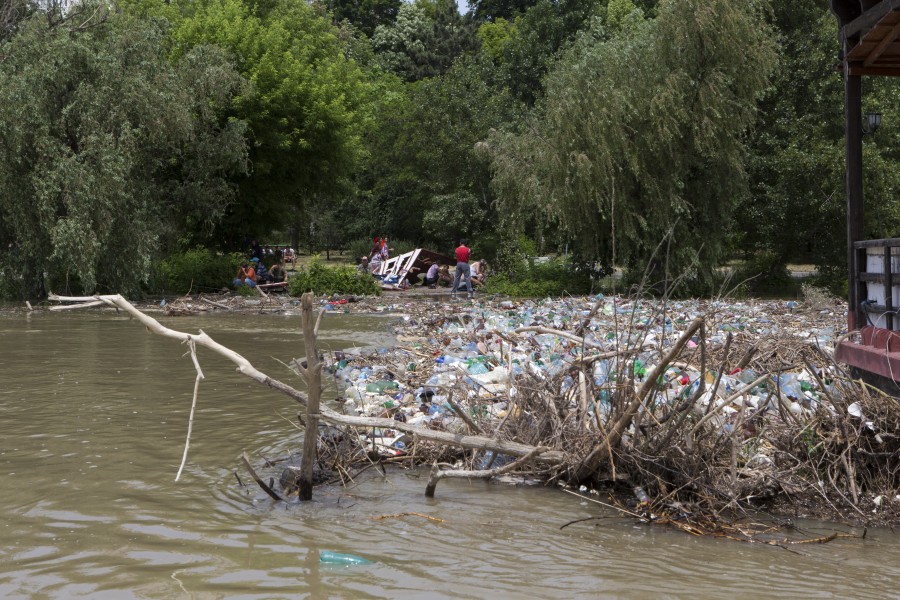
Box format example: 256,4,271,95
369,252,383,275
256,260,269,284
245,259,258,286
437,264,452,287
404,265,422,287
269,261,286,284
233,261,257,287
357,256,370,275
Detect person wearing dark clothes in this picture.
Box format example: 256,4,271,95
256,261,269,283
250,240,264,262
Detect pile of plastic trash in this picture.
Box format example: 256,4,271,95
324,294,847,456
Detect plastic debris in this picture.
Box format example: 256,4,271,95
319,551,373,566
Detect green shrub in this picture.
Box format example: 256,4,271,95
288,256,380,296
484,257,593,297
150,248,243,295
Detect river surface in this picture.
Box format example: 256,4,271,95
1,309,897,599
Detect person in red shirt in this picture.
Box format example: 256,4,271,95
452,239,473,298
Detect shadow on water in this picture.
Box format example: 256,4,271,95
0,309,895,599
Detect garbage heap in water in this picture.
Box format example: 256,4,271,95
324,294,899,522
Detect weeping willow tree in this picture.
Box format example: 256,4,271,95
0,6,248,298
487,0,777,289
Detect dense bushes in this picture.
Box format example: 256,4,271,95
150,248,242,295
288,256,380,296
484,258,593,297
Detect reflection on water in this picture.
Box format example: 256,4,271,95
0,310,896,599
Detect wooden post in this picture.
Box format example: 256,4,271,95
844,61,864,330
298,292,323,501
885,244,894,331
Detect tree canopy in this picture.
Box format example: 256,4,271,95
487,0,777,288
0,6,247,297
1,0,897,299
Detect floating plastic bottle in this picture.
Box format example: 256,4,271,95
319,551,372,566
592,360,610,387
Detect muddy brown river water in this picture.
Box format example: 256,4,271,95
1,309,898,598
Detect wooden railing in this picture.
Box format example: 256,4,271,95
853,237,900,330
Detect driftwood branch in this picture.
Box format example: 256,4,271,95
425,446,549,497
175,338,205,482
241,452,283,501
514,326,604,348
445,391,483,434
689,375,768,436
201,297,231,311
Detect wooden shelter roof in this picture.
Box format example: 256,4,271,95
832,0,900,76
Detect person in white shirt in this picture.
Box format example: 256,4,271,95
424,261,440,288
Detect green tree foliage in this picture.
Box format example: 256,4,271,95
152,248,243,295
372,3,433,80
605,0,641,30
372,0,479,82
489,0,596,105
0,0,35,41
484,257,593,297
172,0,376,241
0,7,248,298
476,17,512,60
741,1,900,286
470,0,538,21
326,0,401,38
487,0,777,290
357,54,518,251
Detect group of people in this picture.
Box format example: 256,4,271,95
356,237,486,294
366,236,391,274
233,241,287,289
418,243,486,292
248,239,295,266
